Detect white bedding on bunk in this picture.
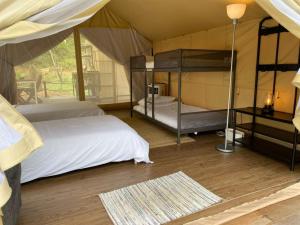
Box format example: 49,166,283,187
133,101,207,128
16,101,104,122
21,115,150,183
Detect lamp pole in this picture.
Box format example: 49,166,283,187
216,19,237,153
217,3,246,153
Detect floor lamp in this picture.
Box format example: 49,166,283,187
217,3,246,153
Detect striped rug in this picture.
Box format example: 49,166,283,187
99,171,222,225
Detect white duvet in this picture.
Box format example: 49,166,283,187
21,115,150,183
17,101,104,122
134,101,207,128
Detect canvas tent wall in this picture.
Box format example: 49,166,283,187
0,4,152,104
154,19,299,114
107,0,300,131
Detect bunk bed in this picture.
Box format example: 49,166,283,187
130,49,237,144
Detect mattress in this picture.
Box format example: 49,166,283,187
21,115,150,183
16,101,104,122
134,102,227,131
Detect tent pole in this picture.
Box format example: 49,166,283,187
73,27,85,101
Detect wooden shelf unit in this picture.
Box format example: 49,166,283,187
235,135,300,164
233,107,299,170
236,123,299,144
232,17,300,170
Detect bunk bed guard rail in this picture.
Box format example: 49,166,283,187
154,49,233,72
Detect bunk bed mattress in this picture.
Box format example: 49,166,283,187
16,101,104,122
21,115,150,183
134,102,227,131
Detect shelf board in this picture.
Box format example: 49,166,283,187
260,25,288,36
235,107,294,124
153,67,231,72
236,123,299,144
257,64,298,72
236,136,300,164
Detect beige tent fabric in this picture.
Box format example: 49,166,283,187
0,95,43,224
79,7,130,29
81,28,152,100
256,0,300,38
154,18,299,115
0,0,61,31
185,182,300,225
0,0,110,46
0,95,43,171
0,29,72,104
80,8,152,100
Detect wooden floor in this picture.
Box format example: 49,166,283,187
108,110,195,148
223,195,300,225
19,132,300,225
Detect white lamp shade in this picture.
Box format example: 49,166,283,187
227,4,247,20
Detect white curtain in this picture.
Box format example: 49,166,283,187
256,0,300,37
0,94,43,225
81,27,152,100
0,30,72,104
0,0,110,46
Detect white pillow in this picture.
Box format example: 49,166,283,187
138,96,176,106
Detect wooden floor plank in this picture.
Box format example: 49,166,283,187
19,133,300,225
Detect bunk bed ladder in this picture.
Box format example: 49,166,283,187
144,70,148,116
177,49,183,144
151,71,155,120
130,70,133,118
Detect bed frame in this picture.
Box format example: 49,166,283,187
130,49,237,144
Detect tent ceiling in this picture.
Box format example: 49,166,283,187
108,0,268,41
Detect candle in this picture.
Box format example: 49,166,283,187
265,92,273,106
266,96,272,106
262,92,274,114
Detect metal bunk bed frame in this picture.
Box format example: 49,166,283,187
130,49,237,144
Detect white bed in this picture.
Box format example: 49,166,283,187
134,101,207,128
16,101,104,122
21,115,150,183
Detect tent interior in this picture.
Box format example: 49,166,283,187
0,0,300,225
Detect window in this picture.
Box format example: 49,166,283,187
80,36,130,104
15,34,78,105
15,33,130,105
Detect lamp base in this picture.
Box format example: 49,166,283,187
216,143,234,153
